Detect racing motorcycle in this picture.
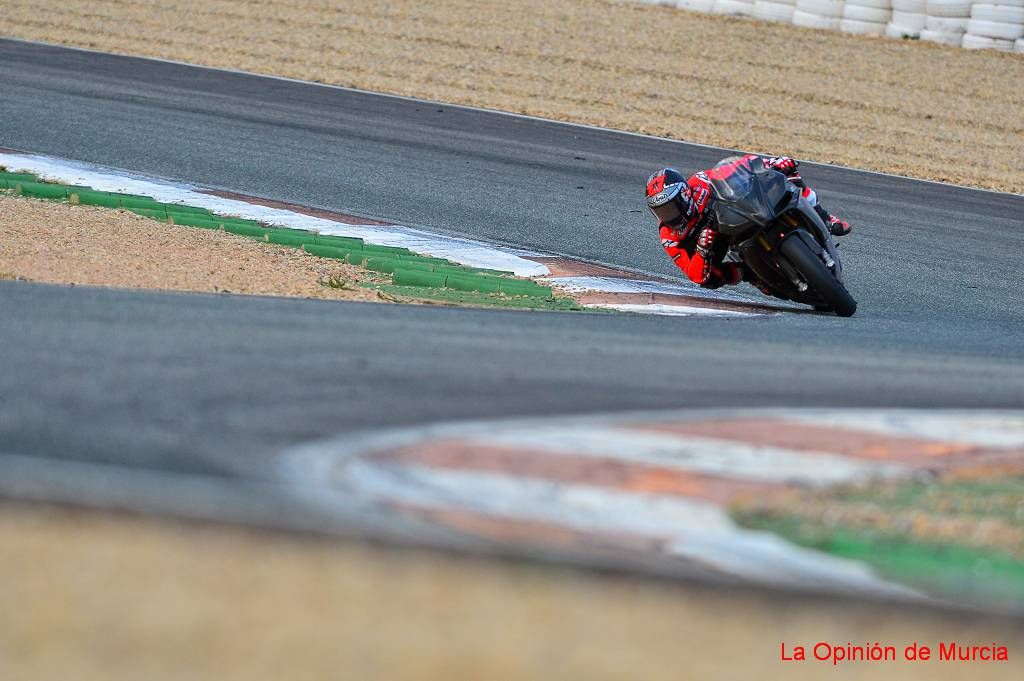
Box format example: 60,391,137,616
709,157,857,317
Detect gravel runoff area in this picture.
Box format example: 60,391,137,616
4,502,1023,681
1,0,1021,193
0,195,386,302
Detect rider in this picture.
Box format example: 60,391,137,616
645,155,851,290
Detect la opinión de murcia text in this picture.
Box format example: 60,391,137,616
781,642,1009,665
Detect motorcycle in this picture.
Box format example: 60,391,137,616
708,156,857,317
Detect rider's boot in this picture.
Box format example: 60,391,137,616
814,204,852,237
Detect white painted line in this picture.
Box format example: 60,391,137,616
543,275,760,303
347,460,732,537
587,303,760,317
469,426,910,486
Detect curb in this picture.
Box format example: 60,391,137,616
1,169,557,302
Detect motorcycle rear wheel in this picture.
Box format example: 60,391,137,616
779,236,857,317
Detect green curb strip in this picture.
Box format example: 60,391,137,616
1,169,562,304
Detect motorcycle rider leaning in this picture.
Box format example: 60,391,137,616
645,155,851,290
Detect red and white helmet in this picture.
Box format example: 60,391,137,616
645,168,698,235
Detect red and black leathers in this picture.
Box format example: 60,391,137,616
651,155,834,288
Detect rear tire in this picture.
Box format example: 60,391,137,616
779,235,857,317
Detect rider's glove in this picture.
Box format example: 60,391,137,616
695,227,717,260
765,156,799,176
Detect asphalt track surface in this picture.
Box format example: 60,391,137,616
1,39,1023,482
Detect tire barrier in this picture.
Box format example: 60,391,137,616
841,0,891,36
640,0,1024,49
752,0,798,22
677,0,716,9
793,0,845,29
713,0,756,15
963,3,1024,48
922,0,972,43
1,170,553,300
887,0,927,38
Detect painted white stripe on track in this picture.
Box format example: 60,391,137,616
543,275,761,303
786,411,1024,448
474,426,910,486
587,303,760,317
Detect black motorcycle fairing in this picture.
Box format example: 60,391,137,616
709,158,795,238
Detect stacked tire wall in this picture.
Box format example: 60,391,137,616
634,0,1024,51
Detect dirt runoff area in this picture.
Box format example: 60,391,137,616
3,502,1023,681
1,0,1021,193
0,195,387,302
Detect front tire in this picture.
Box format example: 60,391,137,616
779,236,857,317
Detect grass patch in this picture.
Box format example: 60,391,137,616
831,477,1024,522
734,475,1024,605
322,276,358,291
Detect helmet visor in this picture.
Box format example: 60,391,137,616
647,183,687,226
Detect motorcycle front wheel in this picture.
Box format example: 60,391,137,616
779,236,857,317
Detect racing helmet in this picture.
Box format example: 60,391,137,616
645,168,695,233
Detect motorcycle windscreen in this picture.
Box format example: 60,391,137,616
710,162,791,231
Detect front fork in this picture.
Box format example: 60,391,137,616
778,197,844,284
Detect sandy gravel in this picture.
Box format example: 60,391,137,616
3,502,1022,681
0,0,1021,192
0,195,386,301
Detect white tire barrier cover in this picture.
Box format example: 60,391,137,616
840,16,889,31
844,4,893,21
962,32,1017,47
920,27,966,42
971,3,1024,22
925,0,973,16
713,0,756,13
926,15,969,30
891,10,928,27
966,18,1024,38
792,8,844,25
796,0,847,16
886,21,922,35
675,0,717,11
752,0,798,19
630,0,1024,50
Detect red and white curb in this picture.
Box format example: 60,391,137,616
1,150,773,316
279,409,1024,600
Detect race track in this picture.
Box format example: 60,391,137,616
1,38,1022,483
